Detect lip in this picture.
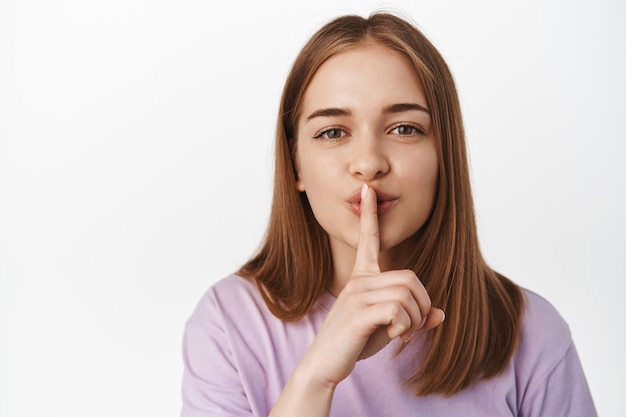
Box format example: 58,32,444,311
347,186,399,216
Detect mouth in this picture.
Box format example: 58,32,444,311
347,186,398,216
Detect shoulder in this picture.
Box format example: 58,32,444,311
515,288,572,370
185,274,328,343
509,289,598,416
182,274,326,414
186,274,267,329
513,289,574,397
520,288,571,345
182,275,278,415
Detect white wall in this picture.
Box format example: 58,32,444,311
1,0,624,416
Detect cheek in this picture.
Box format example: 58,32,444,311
399,147,439,189
297,150,343,192
297,159,347,230
423,160,440,195
421,158,440,208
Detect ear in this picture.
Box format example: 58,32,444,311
294,151,305,192
295,170,305,192
296,178,305,192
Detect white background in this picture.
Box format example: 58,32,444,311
1,0,624,416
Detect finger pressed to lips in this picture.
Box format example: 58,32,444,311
349,182,444,341
347,185,398,217
352,184,381,276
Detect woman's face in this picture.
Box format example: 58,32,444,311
295,42,439,264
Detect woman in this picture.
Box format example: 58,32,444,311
181,13,596,416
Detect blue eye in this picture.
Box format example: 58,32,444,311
314,128,346,140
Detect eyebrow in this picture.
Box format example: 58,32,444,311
305,102,430,122
305,107,351,121
383,102,430,114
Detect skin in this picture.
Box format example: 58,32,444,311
270,42,445,417
295,42,440,294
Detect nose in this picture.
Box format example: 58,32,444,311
348,133,390,181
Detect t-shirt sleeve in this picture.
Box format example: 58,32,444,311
181,289,253,417
517,296,598,417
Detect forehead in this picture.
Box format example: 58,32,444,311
300,43,428,116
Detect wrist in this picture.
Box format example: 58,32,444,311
269,359,336,417
292,357,339,394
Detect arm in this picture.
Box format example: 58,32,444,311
181,308,253,416
520,343,597,417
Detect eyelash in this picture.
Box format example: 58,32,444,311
313,126,346,141
312,123,426,141
389,122,426,136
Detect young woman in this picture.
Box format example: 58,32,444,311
181,13,596,417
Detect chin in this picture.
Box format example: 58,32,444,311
381,230,422,257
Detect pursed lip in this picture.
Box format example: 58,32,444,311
346,186,398,216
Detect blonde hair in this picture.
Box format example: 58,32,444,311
240,12,523,396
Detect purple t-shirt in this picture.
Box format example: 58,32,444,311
181,274,596,416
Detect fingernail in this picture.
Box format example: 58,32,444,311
419,316,427,329
440,310,446,323
402,332,416,343
361,183,368,201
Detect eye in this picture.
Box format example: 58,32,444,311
313,127,347,140
390,123,425,136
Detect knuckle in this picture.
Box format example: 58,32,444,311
399,288,413,304
343,279,360,294
400,269,418,283
367,230,380,239
387,302,403,319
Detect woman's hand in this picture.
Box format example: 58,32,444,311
301,184,445,387
269,184,444,416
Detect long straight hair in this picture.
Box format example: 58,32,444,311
239,12,524,396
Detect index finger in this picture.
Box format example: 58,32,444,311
352,184,381,275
